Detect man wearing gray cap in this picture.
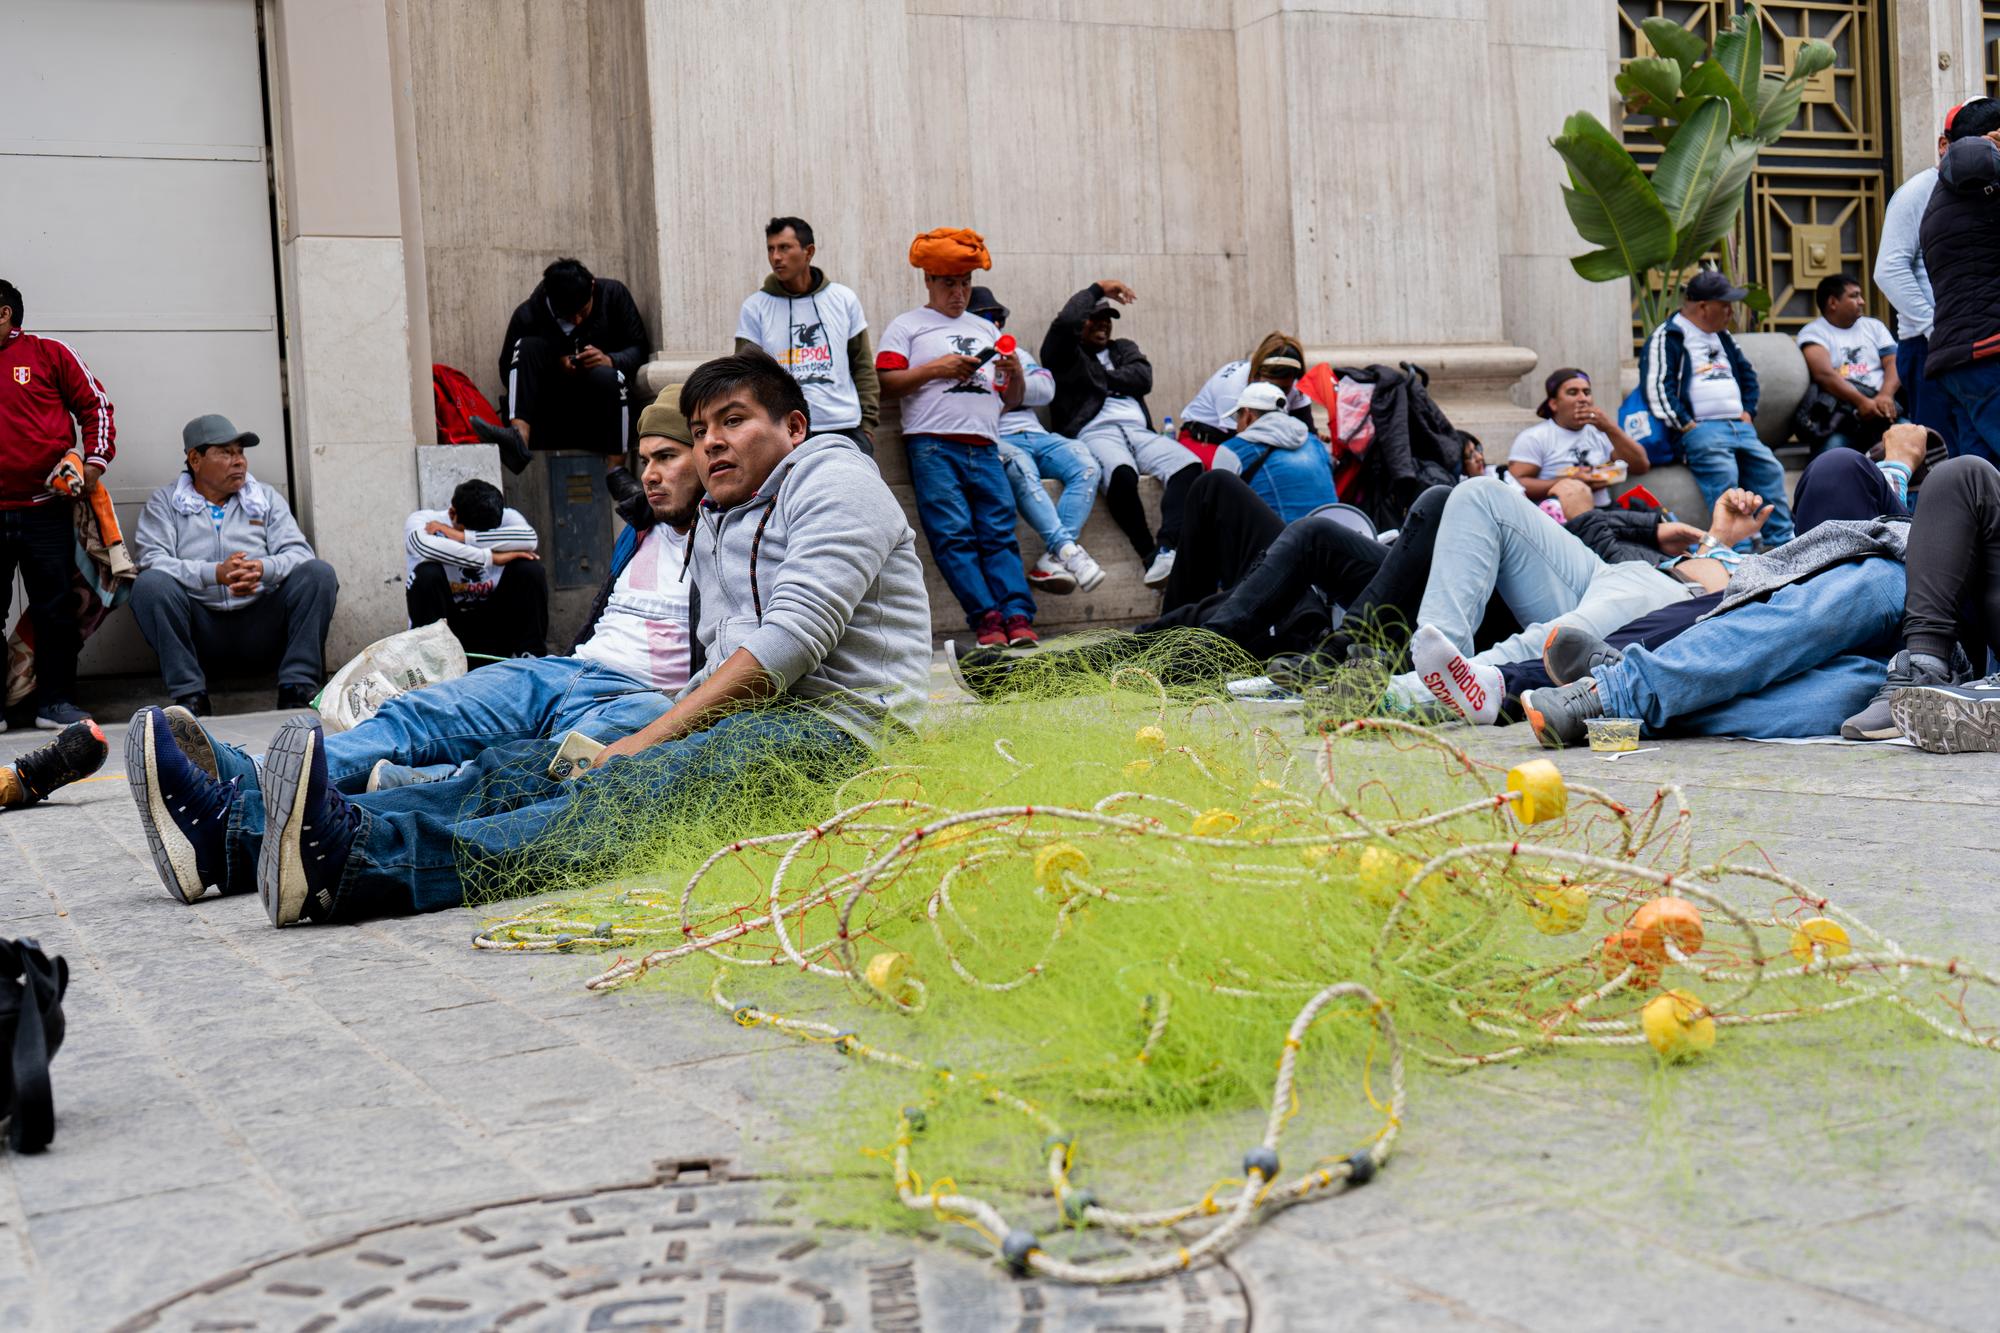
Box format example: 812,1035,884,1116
130,414,338,715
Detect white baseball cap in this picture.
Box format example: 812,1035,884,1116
1232,381,1287,415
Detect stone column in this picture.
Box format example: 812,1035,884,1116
1891,0,1985,182
266,0,424,661
1233,0,1543,450
634,0,917,406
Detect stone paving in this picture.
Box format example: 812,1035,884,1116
3,699,2000,1331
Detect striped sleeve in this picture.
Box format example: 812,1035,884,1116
470,507,539,552
1641,323,1686,432
45,338,116,468
405,513,489,568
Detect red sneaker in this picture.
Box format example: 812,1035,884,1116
1003,615,1039,647
974,610,1008,647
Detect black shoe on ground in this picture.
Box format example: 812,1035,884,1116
1889,674,2000,753
1521,677,1604,749
471,417,532,475
1541,625,1624,687
605,466,653,529
172,691,212,718
7,720,108,806
126,707,236,903
1841,650,1951,741
944,639,1014,702
33,701,91,732
257,719,359,926
276,684,318,711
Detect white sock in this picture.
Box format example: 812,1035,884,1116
1411,624,1502,725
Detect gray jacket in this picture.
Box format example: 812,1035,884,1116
685,434,931,745
133,477,318,612
1712,518,1910,617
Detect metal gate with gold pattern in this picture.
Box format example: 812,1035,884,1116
1617,2,1892,338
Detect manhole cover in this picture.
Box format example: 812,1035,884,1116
114,1158,1250,1331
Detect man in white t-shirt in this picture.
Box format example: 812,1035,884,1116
1506,367,1650,517
876,227,1038,649
733,216,879,453
1639,270,1795,546
202,398,709,799
1795,272,1902,455
403,479,546,659
1179,334,1315,452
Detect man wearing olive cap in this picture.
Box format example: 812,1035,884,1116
130,414,338,714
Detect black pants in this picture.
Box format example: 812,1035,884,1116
1103,461,1200,562
406,560,549,660
1145,471,1384,657
505,335,629,455
130,560,340,698
1792,447,1909,532
1498,592,1723,700
0,502,80,706
1327,484,1517,662
1902,455,2000,665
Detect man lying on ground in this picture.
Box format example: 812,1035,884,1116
130,352,931,927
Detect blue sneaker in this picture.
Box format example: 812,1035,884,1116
126,707,237,903
35,700,92,732
257,719,359,926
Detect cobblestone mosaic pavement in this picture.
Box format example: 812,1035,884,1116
4,700,1999,1330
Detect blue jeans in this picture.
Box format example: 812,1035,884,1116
1896,335,1954,453
215,707,863,918
319,655,670,791
998,429,1099,551
1679,419,1795,546
905,434,1035,625
1590,558,1903,738
1939,359,2000,469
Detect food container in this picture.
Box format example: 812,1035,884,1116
1585,717,1641,752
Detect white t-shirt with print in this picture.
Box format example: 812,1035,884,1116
1082,348,1149,435
1796,315,1896,396
1673,314,1745,422
572,523,693,692
735,281,869,430
1180,358,1312,433
1507,420,1616,507
877,307,1004,443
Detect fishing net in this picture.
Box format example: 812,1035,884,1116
467,631,2000,1285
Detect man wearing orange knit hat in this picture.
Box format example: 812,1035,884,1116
877,228,1039,648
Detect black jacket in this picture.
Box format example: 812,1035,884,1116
1038,284,1156,437
1563,505,1665,567
1337,364,1468,530
498,276,651,385
1920,137,2000,379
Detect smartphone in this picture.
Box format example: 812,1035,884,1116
547,730,608,782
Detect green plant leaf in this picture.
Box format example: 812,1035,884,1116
1711,7,1764,133
1667,65,1739,122
1653,98,1733,239
1753,73,1805,143
1673,140,1760,270
1571,248,1645,283
1738,283,1774,315
1639,17,1706,76
1787,37,1835,86
1551,112,1676,281
1618,57,1683,114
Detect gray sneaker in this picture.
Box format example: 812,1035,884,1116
1889,674,2000,753
1841,650,1951,741
1522,678,1604,749
1541,624,1624,686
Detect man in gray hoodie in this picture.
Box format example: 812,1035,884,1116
126,351,932,927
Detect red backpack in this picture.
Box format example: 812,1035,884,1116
432,364,503,444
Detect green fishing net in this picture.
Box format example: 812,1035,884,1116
466,631,2000,1285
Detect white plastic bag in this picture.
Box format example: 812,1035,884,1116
316,621,467,733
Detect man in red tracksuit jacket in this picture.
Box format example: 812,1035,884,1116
0,278,117,730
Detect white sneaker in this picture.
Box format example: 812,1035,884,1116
1057,542,1105,592
1142,547,1176,589
1027,552,1078,595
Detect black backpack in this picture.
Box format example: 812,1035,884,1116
0,938,68,1153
